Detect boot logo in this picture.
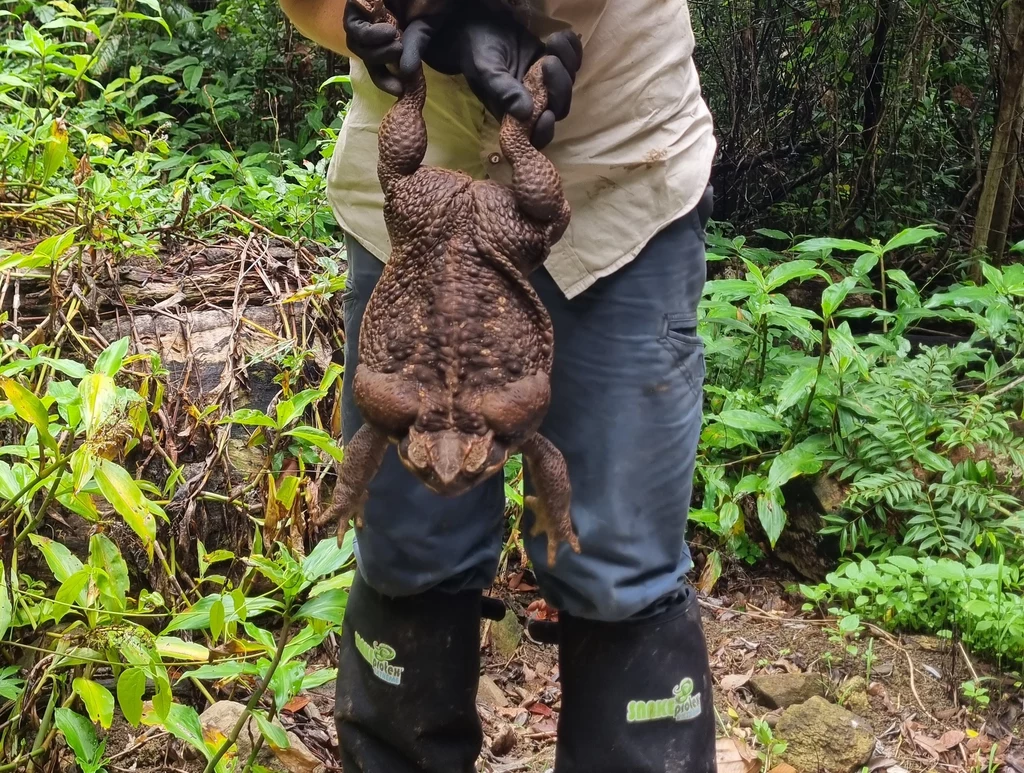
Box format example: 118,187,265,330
354,630,404,686
625,677,703,724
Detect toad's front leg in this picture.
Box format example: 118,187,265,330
320,423,389,546
521,433,581,567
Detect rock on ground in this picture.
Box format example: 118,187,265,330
200,700,325,773
749,673,826,709
775,695,875,773
478,675,511,708
838,675,870,716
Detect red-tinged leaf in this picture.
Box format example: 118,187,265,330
527,702,553,717
282,696,310,714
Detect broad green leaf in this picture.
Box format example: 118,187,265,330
88,534,129,606
767,447,823,489
764,260,824,291
851,252,880,278
793,237,873,254
54,708,99,764
117,668,146,727
78,373,117,437
178,661,256,682
285,426,345,462
29,534,84,583
0,561,11,640
0,666,24,701
715,410,785,434
302,668,338,691
221,408,276,428
302,533,355,585
54,568,90,621
151,673,172,720
775,366,818,415
182,64,203,90
719,502,741,534
309,569,355,597
821,276,857,317
295,589,348,622
95,338,129,378
757,490,786,548
0,377,55,451
252,710,291,749
209,598,225,642
883,556,919,573
269,660,307,712
881,226,942,254
163,595,281,633
142,702,211,760
754,228,791,241
73,677,114,729
94,459,155,561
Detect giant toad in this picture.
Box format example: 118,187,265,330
324,0,580,566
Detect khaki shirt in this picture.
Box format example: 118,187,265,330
326,0,716,299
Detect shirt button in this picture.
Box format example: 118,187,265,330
488,152,502,165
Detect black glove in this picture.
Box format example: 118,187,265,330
451,8,582,149
343,1,451,96
344,1,582,149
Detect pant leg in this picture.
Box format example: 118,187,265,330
340,235,506,597
524,187,712,622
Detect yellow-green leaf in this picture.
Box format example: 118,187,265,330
72,677,114,729
70,445,96,494
252,711,290,750
40,120,69,185
155,636,210,662
0,560,12,640
0,377,56,452
209,598,225,643
78,373,117,438
94,459,155,561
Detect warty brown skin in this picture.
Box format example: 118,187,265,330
323,0,580,567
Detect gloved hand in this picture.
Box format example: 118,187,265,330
344,0,582,149
343,0,452,96
453,9,583,149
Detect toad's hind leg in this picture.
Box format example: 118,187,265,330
521,433,580,567
366,2,428,194
498,58,570,240
321,424,389,546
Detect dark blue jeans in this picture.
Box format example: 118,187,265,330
340,188,711,622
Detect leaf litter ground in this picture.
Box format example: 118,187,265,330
82,567,1022,773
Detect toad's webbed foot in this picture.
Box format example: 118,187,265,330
522,433,580,567
319,424,389,546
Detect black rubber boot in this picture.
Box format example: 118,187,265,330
554,587,717,772
335,572,502,773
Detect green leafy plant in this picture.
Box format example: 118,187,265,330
960,678,991,710
752,717,788,773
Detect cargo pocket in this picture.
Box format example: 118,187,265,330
659,311,706,396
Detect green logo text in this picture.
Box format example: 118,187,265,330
355,631,404,686
626,677,703,724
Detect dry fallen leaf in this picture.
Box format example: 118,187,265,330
716,737,758,773
767,764,797,773
934,729,965,752
720,672,753,691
